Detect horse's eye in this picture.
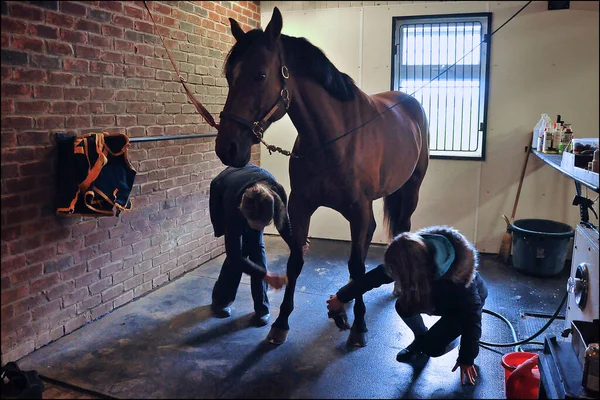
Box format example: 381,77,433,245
255,72,267,82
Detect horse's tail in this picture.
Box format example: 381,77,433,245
383,96,429,240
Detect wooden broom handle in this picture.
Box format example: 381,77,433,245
510,131,534,221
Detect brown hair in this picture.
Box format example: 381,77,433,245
239,183,275,225
384,232,434,315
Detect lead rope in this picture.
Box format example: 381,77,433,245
143,1,219,130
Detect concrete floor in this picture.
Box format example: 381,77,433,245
18,235,569,399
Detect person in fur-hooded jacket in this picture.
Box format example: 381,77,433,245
326,226,488,385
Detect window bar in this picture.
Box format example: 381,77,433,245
444,23,450,151
428,23,433,149
450,23,457,151
459,22,465,151
435,22,441,151
468,23,474,151
476,26,483,152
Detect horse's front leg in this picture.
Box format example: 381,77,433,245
265,193,315,345
343,201,374,347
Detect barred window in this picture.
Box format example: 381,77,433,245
392,14,491,160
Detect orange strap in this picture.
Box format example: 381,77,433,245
143,1,220,130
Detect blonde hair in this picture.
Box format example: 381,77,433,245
384,232,434,314
239,183,275,225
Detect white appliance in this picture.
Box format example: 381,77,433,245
565,224,600,328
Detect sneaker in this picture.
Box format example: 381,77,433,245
396,347,425,363
250,312,270,327
211,304,231,318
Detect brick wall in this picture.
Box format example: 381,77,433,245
1,0,260,363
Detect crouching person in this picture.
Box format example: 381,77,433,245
326,226,488,385
209,163,292,327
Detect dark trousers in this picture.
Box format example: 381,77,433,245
395,302,478,357
212,229,269,316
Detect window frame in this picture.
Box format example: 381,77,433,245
390,12,492,161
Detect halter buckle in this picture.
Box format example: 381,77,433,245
252,121,265,138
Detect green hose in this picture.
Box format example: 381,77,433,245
480,290,568,352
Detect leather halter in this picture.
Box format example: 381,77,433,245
219,52,290,143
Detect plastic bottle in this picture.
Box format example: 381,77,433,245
533,114,552,148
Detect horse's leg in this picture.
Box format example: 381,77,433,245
342,200,373,347
265,193,315,345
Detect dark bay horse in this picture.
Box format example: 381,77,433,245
215,8,429,347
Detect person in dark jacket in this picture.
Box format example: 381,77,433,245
326,226,488,385
210,164,293,327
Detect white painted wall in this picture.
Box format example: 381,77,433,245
259,1,599,252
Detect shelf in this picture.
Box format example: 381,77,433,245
533,151,599,193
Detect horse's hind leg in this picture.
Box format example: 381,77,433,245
266,193,316,345
342,200,374,347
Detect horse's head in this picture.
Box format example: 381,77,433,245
216,7,290,167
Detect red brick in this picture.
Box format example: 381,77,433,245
50,101,77,114
1,254,27,275
2,313,32,334
9,3,44,21
75,45,101,60
60,263,86,281
13,69,47,83
47,41,73,56
75,271,100,288
66,115,91,129
17,131,51,146
29,272,60,292
90,88,114,101
3,176,36,192
1,284,29,305
78,102,103,114
46,281,75,301
99,1,122,12
124,5,144,19
102,25,124,38
112,15,133,29
90,61,113,74
49,72,75,85
31,54,60,69
11,264,44,285
64,87,90,100
15,101,49,114
89,34,111,48
60,29,88,44
35,116,64,129
100,51,124,63
57,238,84,255
45,11,75,28
74,19,101,34
32,85,62,99
2,83,32,98
89,276,111,295
31,299,61,321
12,36,45,52
63,287,89,307
1,66,11,81
114,39,134,52
76,74,102,87
1,116,34,129
92,115,115,126
1,17,28,33
60,1,87,16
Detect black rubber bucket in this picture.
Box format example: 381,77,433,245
510,219,574,277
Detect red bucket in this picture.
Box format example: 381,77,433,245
501,352,540,399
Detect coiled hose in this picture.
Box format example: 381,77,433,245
480,290,568,352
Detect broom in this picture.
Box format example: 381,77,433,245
498,132,534,264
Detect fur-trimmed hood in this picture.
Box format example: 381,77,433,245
416,225,478,287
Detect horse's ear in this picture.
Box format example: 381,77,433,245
265,7,283,45
229,18,245,42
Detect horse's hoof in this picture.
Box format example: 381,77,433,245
347,329,367,347
265,326,288,345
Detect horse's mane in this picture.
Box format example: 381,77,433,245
224,30,358,101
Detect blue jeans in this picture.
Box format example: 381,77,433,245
212,228,269,316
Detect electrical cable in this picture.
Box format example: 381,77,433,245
480,290,568,352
